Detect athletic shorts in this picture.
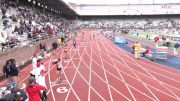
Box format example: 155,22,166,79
57,68,62,71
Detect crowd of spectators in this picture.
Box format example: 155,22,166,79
0,0,77,51
0,0,79,100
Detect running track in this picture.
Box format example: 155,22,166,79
0,30,180,101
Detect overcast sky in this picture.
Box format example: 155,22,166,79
63,0,180,5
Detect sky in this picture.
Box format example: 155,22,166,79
63,0,180,5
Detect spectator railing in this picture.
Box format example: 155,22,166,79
0,35,54,51
0,35,55,78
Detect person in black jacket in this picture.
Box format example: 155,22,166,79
61,37,65,45
174,42,180,55
8,59,19,86
52,41,58,55
3,60,11,82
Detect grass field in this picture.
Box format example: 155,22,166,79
121,32,180,53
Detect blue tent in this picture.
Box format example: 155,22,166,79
114,37,127,44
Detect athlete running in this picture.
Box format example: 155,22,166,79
81,32,84,41
73,39,76,48
64,44,68,59
56,59,62,83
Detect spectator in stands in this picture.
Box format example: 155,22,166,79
61,37,65,45
56,37,61,46
39,41,47,58
142,46,150,57
0,32,8,51
2,84,28,101
26,76,46,101
133,42,141,59
174,42,180,55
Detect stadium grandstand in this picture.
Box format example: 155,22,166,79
0,0,179,101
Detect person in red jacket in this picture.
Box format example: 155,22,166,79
154,36,159,47
142,46,150,57
154,36,159,43
26,76,46,101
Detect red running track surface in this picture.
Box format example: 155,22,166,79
0,30,180,101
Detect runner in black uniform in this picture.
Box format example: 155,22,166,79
73,39,76,48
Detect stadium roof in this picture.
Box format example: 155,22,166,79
63,0,180,5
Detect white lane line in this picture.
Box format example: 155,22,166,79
124,60,180,83
47,43,77,98
88,36,92,101
64,44,74,100
48,57,56,101
70,46,106,101
47,78,59,94
80,55,131,101
57,45,79,100
98,43,180,83
86,47,156,101
138,60,180,77
107,41,180,98
83,41,131,100
103,39,160,101
46,49,64,95
96,38,114,101
104,50,180,91
64,42,86,101
88,38,158,100
16,47,64,93
85,47,135,101
98,37,137,101
5,45,63,86
47,46,66,101
124,35,180,72
68,34,106,101
104,38,178,100
105,68,156,101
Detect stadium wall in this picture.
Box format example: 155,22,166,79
76,4,180,15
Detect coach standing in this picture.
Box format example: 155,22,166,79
26,77,46,101
174,42,180,55
133,42,141,59
8,59,20,85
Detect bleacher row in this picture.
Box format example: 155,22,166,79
0,0,77,51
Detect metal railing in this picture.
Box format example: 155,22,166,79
0,35,55,77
